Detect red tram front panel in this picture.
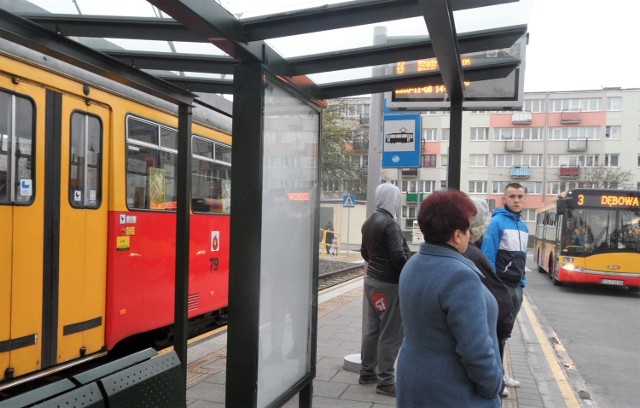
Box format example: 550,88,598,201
104,210,230,349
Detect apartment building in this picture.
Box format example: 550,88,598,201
322,89,640,239
384,88,640,238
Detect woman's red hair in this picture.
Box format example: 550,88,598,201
418,189,477,244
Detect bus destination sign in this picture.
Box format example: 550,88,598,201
574,192,640,208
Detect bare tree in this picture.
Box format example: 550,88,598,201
579,165,634,189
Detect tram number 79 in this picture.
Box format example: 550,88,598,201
210,257,219,272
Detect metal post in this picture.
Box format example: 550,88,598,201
365,26,387,217
174,103,192,401
447,98,463,190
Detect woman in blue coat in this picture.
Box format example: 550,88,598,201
397,190,502,407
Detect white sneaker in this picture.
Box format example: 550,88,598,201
500,387,509,398
504,376,520,388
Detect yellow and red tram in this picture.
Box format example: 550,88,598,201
0,39,232,389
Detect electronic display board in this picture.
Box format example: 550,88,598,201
566,190,640,209
385,35,527,111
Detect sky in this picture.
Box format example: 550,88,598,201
524,0,639,92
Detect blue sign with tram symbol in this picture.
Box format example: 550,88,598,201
382,114,421,168
342,194,356,208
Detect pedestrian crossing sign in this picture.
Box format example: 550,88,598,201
342,194,356,208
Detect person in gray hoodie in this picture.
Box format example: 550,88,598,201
359,183,411,397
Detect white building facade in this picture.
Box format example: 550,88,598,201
377,88,640,239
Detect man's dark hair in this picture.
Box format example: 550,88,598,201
505,182,524,192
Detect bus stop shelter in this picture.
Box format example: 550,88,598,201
0,1,530,406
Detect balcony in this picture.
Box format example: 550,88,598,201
567,138,588,151
561,110,581,123
511,111,532,124
510,166,530,179
504,138,524,152
406,192,427,203
559,165,580,178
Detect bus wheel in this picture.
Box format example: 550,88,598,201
550,259,562,286
628,286,640,293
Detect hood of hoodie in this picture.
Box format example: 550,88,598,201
375,183,401,217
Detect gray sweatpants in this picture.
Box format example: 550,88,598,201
360,276,403,386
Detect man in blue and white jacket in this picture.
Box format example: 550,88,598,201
481,182,528,391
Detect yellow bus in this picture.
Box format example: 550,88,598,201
533,189,640,292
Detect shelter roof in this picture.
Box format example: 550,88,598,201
0,0,531,105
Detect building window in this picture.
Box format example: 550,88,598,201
422,128,437,141
493,128,514,141
468,180,487,194
550,98,601,112
469,154,488,167
605,125,621,139
546,181,586,195
440,154,448,167
422,154,437,167
470,127,489,141
493,181,542,195
604,154,619,167
637,154,640,167
607,97,622,111
547,154,599,167
549,126,599,140
420,180,436,192
401,206,417,219
524,99,545,112
401,180,418,193
521,209,537,222
441,128,450,141
494,127,543,141
440,180,447,190
494,154,543,167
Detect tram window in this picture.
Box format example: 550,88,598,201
192,136,231,214
128,117,158,145
215,143,231,163
126,116,178,211
193,137,213,158
0,90,35,205
161,126,177,150
69,112,102,209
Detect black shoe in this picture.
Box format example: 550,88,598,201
376,384,396,397
358,374,376,384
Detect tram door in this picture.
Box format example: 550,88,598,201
0,81,45,379
50,94,110,367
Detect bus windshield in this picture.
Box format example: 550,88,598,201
563,207,640,254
